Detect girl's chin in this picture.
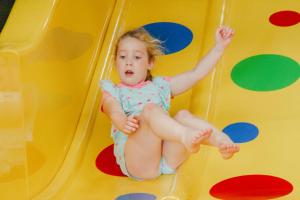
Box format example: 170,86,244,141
121,79,145,86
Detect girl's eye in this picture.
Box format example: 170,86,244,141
135,56,141,59
119,55,125,59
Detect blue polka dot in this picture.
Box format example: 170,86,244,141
223,122,259,143
116,193,156,200
143,22,193,54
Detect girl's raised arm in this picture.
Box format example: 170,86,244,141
169,26,234,96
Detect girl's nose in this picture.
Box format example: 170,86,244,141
126,59,133,66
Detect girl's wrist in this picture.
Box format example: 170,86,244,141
109,111,127,129
213,44,225,54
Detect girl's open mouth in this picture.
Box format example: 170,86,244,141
125,70,134,76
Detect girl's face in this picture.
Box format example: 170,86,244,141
116,37,153,85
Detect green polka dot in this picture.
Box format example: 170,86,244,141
231,54,300,91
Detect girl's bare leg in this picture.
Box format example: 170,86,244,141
161,110,212,170
134,104,211,152
173,109,240,159
124,104,211,179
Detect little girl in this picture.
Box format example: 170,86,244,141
100,26,239,180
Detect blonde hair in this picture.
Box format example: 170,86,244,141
115,27,164,81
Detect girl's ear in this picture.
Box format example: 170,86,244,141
148,58,154,70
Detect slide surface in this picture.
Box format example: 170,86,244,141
0,0,299,199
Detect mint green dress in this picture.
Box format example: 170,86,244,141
100,77,176,179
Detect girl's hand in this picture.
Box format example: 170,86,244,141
123,115,139,134
215,26,234,50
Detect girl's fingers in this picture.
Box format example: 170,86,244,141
127,120,139,128
217,27,223,37
128,115,139,122
219,26,234,38
122,115,140,134
129,118,139,124
124,125,136,133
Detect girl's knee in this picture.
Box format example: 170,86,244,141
141,103,158,118
174,109,191,120
143,103,156,110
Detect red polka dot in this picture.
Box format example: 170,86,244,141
95,144,126,177
269,10,300,27
210,174,293,199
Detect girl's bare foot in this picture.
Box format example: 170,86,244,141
182,128,212,153
219,143,240,159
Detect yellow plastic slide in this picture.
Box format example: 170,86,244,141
0,0,299,199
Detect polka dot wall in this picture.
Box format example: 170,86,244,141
210,10,298,199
